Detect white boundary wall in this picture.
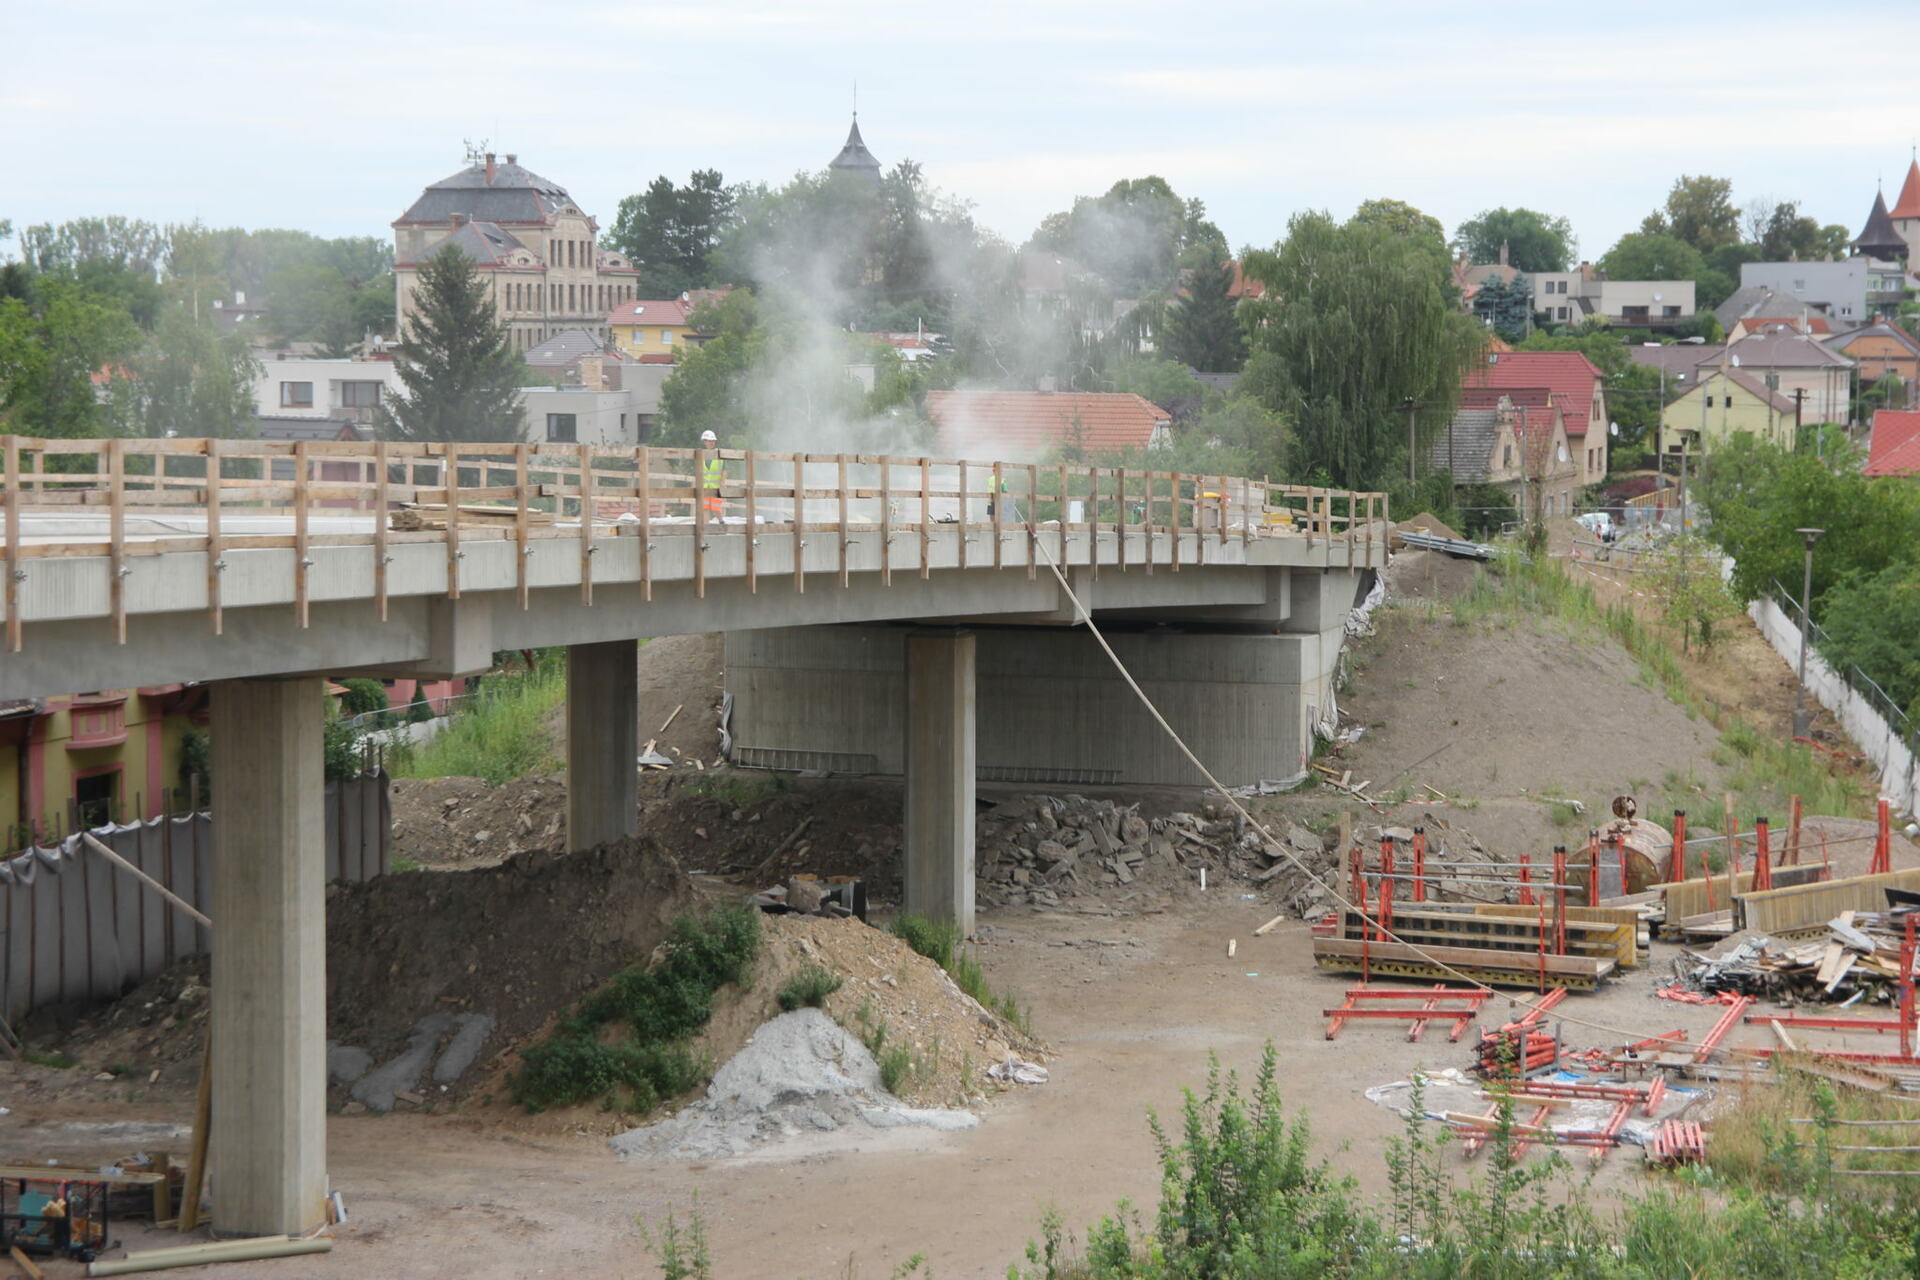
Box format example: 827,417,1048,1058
1749,597,1920,819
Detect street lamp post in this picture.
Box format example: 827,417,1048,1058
1792,527,1824,740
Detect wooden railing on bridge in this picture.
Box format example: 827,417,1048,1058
1,435,1388,652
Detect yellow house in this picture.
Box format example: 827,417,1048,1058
607,296,695,363
1661,368,1799,453
2,686,210,846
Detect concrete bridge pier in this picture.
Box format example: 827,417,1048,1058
566,639,640,852
904,629,977,933
208,677,329,1237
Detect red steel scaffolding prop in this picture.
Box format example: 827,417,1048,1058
1411,827,1427,903
1752,817,1773,893
1874,799,1893,876
1669,809,1687,884
1323,985,1491,1041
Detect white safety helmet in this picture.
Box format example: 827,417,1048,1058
700,430,718,444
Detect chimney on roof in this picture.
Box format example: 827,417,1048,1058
505,153,516,165
484,152,497,183
234,290,245,306
450,212,468,228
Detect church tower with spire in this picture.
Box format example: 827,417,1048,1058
1889,156,1920,266
1853,186,1906,262
827,114,883,182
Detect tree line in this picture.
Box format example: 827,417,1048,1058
0,216,396,440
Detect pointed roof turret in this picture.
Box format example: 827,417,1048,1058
1853,188,1906,260
1891,157,1920,222
828,115,882,180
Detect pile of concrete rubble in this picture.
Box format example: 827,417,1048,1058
975,794,1341,915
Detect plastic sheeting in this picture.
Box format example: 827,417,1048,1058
0,772,390,1021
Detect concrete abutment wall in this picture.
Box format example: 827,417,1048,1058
725,611,1352,790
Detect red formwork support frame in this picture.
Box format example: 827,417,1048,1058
1379,834,1396,940
1691,994,1756,1063
1518,853,1534,906
1411,827,1427,903
1669,809,1688,884
1874,798,1893,876
1323,985,1491,1041
1753,817,1772,893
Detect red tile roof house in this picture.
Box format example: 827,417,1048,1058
925,390,1172,462
1461,350,1608,488
1865,409,1920,477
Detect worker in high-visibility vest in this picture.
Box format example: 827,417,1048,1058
698,429,725,516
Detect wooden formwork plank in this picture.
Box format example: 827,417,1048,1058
1738,868,1920,935
1311,937,1611,982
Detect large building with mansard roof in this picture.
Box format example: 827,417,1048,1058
392,151,639,350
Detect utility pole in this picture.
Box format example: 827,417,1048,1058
1792,388,1806,451
1404,397,1419,482
1793,527,1824,740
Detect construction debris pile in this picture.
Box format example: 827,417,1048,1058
974,795,1336,913
1667,910,1916,1005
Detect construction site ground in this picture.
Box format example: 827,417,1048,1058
5,560,1915,1278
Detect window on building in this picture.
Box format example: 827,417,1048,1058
661,328,674,346
339,381,382,408
74,768,119,828
1663,305,1680,317
546,413,578,443
1556,306,1568,321
280,381,314,408
1501,444,1513,468
1793,279,1805,291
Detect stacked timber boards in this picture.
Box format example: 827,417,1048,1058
1311,902,1631,989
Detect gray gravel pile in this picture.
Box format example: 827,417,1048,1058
608,1009,977,1162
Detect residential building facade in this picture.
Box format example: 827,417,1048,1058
2,685,209,845
1738,259,1911,327
1431,398,1580,517
1826,320,1920,404
607,297,696,362
392,152,640,351
1529,265,1696,331
1460,350,1608,488
1660,368,1800,452
925,391,1172,461
253,357,402,429
1691,331,1853,425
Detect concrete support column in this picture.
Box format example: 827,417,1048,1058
566,639,639,852
904,629,976,933
209,677,327,1237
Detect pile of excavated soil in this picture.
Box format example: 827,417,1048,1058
390,774,567,868
1394,512,1465,542
608,1009,978,1163
1382,547,1486,603
326,836,696,1081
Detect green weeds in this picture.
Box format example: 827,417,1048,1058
776,965,844,1012
388,651,566,785
889,914,1031,1035
511,907,760,1113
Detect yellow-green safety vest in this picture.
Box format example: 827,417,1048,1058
702,455,724,488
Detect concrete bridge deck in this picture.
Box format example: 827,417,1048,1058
0,435,1387,1238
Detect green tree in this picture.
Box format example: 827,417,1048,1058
1240,211,1483,487
609,170,735,297
1751,199,1852,261
1820,562,1920,721
1350,197,1451,279
1472,272,1532,341
1161,254,1247,373
1695,434,1920,607
656,290,766,446
1645,533,1741,651
0,278,142,437
1598,231,1705,283
1451,207,1576,273
377,245,523,444
1028,176,1224,297
1641,175,1740,253
119,307,259,438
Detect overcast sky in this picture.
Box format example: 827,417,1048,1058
6,1,1917,260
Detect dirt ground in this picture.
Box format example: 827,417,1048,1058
13,901,1920,1280
5,569,1915,1276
